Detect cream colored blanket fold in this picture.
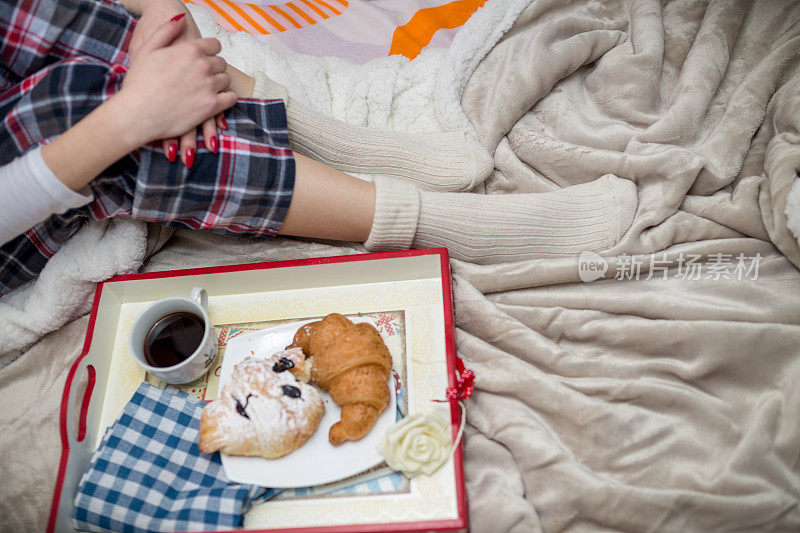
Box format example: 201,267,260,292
454,0,800,531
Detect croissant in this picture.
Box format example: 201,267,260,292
289,313,392,446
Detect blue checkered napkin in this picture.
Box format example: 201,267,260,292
73,382,274,532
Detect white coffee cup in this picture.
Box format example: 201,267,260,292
129,287,217,385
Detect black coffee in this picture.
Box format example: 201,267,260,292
143,311,204,368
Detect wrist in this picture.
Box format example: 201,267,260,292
41,98,145,192
227,64,254,98
101,92,153,151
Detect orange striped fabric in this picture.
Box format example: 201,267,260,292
184,0,486,61
389,0,486,59
184,0,349,35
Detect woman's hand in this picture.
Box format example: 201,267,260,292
128,0,227,166
113,16,236,149
128,0,200,55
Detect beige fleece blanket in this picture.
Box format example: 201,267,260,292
2,0,800,531
453,0,800,531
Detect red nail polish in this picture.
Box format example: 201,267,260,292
185,148,195,169
219,116,228,130
209,136,218,154
170,13,186,22
167,143,177,163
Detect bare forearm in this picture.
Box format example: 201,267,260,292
41,99,145,192
227,64,255,98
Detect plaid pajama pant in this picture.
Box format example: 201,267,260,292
0,0,295,295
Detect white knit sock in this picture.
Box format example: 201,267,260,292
364,175,638,264
251,72,492,191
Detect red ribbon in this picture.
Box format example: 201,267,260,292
435,356,474,402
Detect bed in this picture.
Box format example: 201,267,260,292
2,0,799,531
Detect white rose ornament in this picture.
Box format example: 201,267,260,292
379,357,472,478
377,403,466,478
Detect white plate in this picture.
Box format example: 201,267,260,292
218,317,397,488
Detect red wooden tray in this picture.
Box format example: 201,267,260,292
48,248,467,532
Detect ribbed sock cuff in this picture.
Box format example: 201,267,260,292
364,176,421,251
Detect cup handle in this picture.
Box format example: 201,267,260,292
191,287,208,310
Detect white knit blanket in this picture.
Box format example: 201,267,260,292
186,0,526,136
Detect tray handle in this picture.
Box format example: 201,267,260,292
66,362,97,446
50,360,97,533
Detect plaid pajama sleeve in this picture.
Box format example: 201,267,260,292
0,2,295,296
0,0,135,91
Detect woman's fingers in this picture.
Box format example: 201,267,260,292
202,117,218,155
195,37,222,56
209,55,227,75
167,38,230,163
211,72,231,93
162,138,179,163
179,130,197,169
135,14,185,57
158,95,234,166
123,18,233,149
214,91,239,117
179,77,232,164
216,113,228,132
161,70,230,165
